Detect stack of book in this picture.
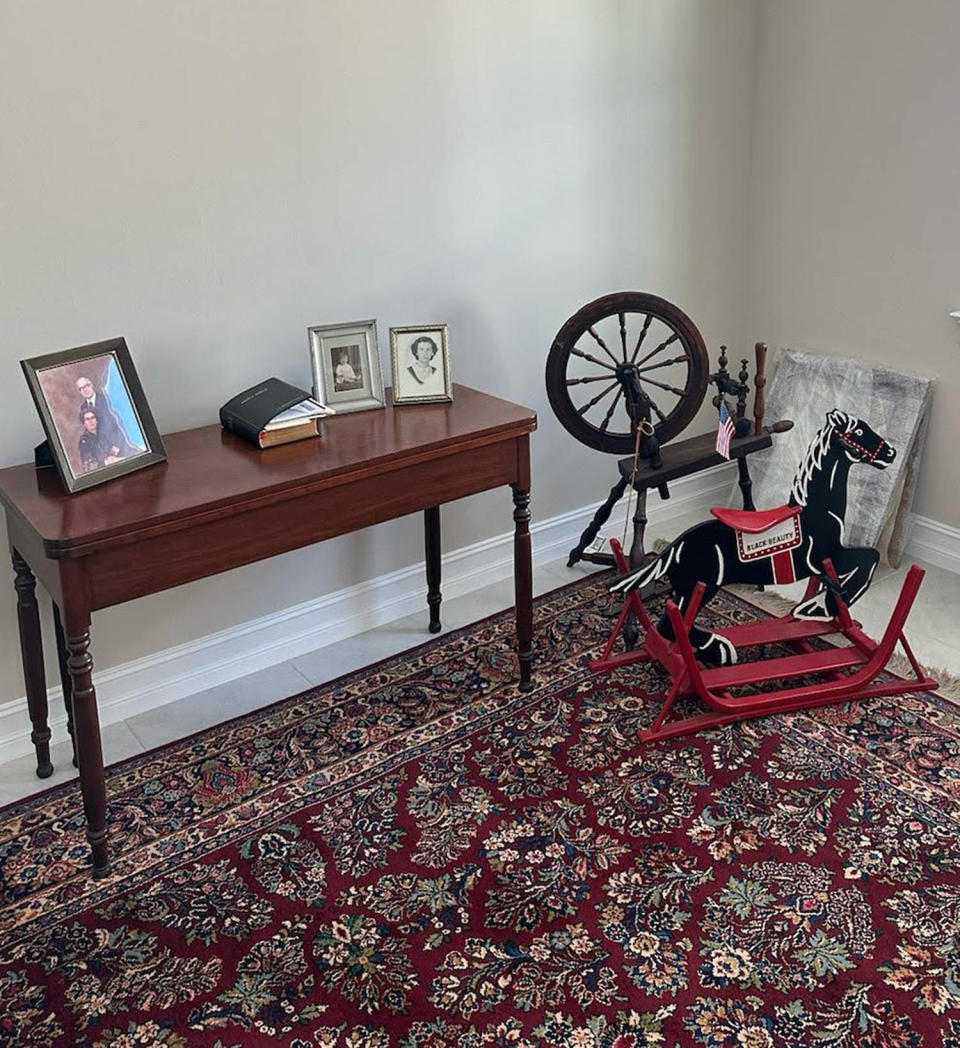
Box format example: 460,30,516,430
220,378,336,448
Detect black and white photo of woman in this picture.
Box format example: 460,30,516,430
406,336,444,396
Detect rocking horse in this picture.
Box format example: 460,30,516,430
592,409,938,742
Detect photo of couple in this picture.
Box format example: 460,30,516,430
38,355,149,479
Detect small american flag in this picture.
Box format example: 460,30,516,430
716,399,735,459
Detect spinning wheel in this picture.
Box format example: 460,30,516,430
547,291,790,587
546,291,710,456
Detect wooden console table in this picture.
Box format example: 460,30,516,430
0,384,536,877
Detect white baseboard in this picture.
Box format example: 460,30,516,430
0,463,736,765
905,514,960,575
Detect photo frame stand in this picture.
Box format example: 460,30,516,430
34,440,56,470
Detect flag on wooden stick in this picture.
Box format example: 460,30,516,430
716,399,735,459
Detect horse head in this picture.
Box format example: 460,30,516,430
827,409,897,469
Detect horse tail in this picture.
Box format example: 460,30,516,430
609,542,678,595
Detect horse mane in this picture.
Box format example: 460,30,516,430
790,420,836,506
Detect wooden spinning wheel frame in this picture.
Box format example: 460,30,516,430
545,291,711,456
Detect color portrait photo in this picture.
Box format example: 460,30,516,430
36,353,148,479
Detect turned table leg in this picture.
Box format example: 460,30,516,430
12,549,52,779
512,484,534,692
52,603,78,768
66,620,109,877
424,506,442,634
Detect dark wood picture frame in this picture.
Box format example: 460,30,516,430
21,336,167,494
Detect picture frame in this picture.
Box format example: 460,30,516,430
308,319,385,414
389,324,453,405
21,336,167,494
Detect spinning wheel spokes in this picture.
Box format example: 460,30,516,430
599,387,624,434
646,396,667,425
565,374,615,386
636,374,686,397
546,292,710,455
570,346,616,371
577,380,620,416
585,326,620,366
630,313,654,363
635,332,680,369
636,354,690,374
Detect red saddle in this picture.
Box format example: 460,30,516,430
710,504,802,533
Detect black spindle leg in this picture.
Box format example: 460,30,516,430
568,476,628,566
737,457,756,512
622,490,650,650
512,484,534,691
424,506,442,633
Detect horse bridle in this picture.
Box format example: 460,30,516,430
836,428,888,464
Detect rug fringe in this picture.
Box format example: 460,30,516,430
727,584,797,618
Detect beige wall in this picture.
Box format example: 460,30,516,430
746,0,960,527
0,1,757,699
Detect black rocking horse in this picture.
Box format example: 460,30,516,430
611,409,896,666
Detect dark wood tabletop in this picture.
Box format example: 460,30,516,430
0,384,536,556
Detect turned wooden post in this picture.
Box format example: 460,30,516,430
52,602,78,768
754,342,767,436
66,621,109,877
737,358,750,420
12,549,52,778
512,483,534,692
424,506,442,634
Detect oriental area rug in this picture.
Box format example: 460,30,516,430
3,573,960,1047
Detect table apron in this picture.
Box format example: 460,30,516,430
84,439,522,609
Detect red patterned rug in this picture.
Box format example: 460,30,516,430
3,572,960,1047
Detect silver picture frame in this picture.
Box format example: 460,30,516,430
308,319,385,414
389,324,453,405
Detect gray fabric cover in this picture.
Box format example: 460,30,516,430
741,349,933,566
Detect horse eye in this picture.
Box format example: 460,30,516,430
855,428,862,435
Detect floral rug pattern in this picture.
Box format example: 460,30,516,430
2,573,960,1046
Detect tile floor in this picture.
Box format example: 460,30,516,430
1,508,958,807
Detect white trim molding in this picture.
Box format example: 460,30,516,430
0,463,734,765
906,514,960,576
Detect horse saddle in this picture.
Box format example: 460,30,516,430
710,504,801,533
711,504,804,579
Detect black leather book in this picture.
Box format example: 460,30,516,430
219,377,316,447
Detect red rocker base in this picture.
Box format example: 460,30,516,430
591,538,938,744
